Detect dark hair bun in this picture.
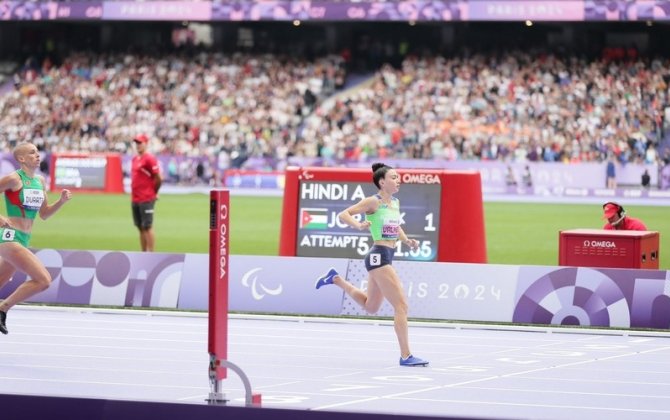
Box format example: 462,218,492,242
372,162,386,172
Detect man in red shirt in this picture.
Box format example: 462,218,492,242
131,134,162,251
602,202,647,231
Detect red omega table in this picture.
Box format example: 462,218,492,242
559,229,660,269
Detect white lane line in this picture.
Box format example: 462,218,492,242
389,396,670,415
514,376,670,386
324,371,369,379
0,376,206,391
312,346,670,411
453,385,670,400
0,342,202,353
0,363,203,375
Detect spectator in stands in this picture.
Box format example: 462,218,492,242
641,169,651,189
522,165,533,188
505,165,517,186
602,202,647,231
606,156,617,189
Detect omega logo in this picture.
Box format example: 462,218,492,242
583,240,616,248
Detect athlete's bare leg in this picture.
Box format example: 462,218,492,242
333,274,384,314
0,244,51,311
0,258,17,290
368,265,411,358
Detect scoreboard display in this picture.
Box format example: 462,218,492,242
297,181,441,261
280,167,487,263
50,153,124,193
53,156,108,189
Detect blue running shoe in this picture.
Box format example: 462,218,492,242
399,355,429,367
315,268,338,289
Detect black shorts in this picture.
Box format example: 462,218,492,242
132,201,156,229
364,245,395,272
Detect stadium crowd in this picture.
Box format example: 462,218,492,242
301,50,670,165
1,48,669,169
0,51,346,167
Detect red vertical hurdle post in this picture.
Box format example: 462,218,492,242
208,190,229,404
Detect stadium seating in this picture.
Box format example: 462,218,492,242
1,49,668,170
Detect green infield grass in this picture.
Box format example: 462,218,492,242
30,192,670,269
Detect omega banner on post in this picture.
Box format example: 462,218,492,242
208,190,229,382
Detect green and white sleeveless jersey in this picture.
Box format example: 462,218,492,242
4,169,45,219
366,195,400,241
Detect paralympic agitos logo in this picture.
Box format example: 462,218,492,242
241,268,283,300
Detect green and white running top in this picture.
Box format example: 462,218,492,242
4,169,45,220
366,194,401,242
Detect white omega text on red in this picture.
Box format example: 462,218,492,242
401,173,440,184
583,240,616,248
219,204,228,280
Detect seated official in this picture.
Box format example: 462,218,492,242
602,202,647,231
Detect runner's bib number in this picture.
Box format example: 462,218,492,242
2,229,15,241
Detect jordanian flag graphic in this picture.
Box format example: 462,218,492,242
300,208,328,229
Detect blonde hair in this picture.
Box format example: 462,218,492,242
12,142,34,161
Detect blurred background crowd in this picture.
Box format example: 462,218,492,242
0,10,669,184
3,48,670,170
